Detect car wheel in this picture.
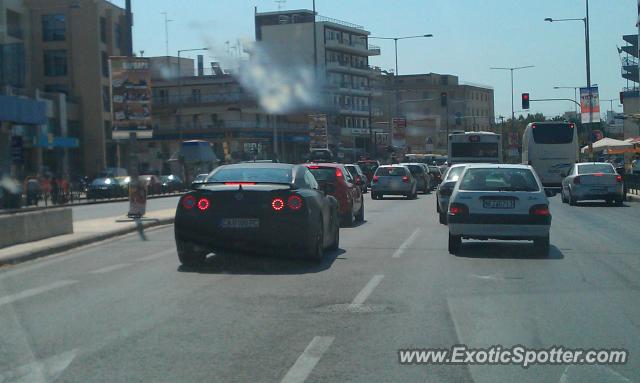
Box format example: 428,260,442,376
439,211,447,225
568,191,577,206
561,189,567,203
423,185,429,194
176,239,208,267
307,221,324,261
341,209,354,227
615,198,624,206
436,198,440,213
328,212,340,251
533,235,550,256
448,233,461,254
371,193,377,200
356,200,365,222
405,192,411,200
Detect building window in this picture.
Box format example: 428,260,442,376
101,51,109,77
44,50,68,76
114,23,121,49
191,88,201,103
6,9,23,39
44,84,69,95
42,14,66,41
103,86,111,111
100,17,107,43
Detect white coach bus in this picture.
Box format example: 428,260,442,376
448,131,502,165
522,122,579,187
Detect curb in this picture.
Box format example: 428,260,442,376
0,217,174,267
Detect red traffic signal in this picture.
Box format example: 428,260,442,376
522,93,530,109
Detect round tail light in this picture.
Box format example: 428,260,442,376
182,195,196,210
197,198,210,211
272,198,285,211
287,195,303,211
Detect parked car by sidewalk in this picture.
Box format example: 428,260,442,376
161,174,184,193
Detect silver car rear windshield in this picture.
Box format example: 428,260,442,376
578,164,615,174
445,166,465,182
459,168,540,192
376,167,407,176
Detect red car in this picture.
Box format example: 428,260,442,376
304,163,364,226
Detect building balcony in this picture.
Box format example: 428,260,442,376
152,92,252,108
325,61,375,76
325,39,381,56
338,106,371,117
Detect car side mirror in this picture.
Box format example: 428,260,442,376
544,188,558,197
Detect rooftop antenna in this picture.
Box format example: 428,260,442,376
276,0,286,10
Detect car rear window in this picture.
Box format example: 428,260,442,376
402,165,424,175
345,166,358,176
376,167,406,176
208,167,292,183
445,166,465,181
578,164,615,174
459,168,540,192
308,168,337,182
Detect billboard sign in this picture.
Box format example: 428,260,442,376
110,57,153,139
580,86,601,124
392,117,407,147
309,114,328,149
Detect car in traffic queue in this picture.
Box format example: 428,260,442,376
560,162,624,206
399,162,431,194
190,173,209,189
427,165,444,189
174,163,340,266
344,164,369,194
87,177,120,200
161,174,184,193
356,159,380,187
140,175,162,195
303,163,364,226
447,164,552,256
370,165,418,200
114,176,131,197
436,164,467,224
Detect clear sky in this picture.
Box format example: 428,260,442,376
111,0,636,119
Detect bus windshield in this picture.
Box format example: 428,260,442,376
451,143,499,158
532,123,574,144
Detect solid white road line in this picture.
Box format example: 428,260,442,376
392,228,421,258
135,249,176,262
0,280,78,309
280,336,335,383
351,274,384,306
88,263,131,274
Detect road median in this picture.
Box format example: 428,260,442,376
0,209,175,267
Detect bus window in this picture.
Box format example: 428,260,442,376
532,123,574,144
451,143,499,158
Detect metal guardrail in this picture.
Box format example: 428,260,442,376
316,15,364,30
623,174,640,195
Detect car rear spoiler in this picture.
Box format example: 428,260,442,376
200,181,298,190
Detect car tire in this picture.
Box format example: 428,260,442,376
176,239,208,267
328,212,340,251
436,198,440,213
405,192,412,200
356,200,365,222
341,209,354,227
568,191,577,206
439,211,447,225
448,233,461,254
306,221,324,261
371,193,378,200
533,235,550,256
615,198,624,206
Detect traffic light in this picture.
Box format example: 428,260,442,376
440,92,447,107
522,93,530,109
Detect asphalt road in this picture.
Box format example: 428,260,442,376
0,193,638,382
71,196,181,221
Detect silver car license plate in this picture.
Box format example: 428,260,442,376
219,218,260,229
483,199,515,209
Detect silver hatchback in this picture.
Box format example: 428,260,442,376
561,162,624,206
371,165,417,200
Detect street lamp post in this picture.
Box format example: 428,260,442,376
368,34,433,76
545,0,592,133
177,48,208,139
490,65,534,159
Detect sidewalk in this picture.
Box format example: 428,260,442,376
0,208,175,266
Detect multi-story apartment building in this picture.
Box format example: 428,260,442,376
373,72,495,153
254,9,380,159
24,0,131,176
620,33,640,139
147,56,311,171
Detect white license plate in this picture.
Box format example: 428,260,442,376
483,199,515,209
219,218,260,229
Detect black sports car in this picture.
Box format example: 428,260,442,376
174,163,340,266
